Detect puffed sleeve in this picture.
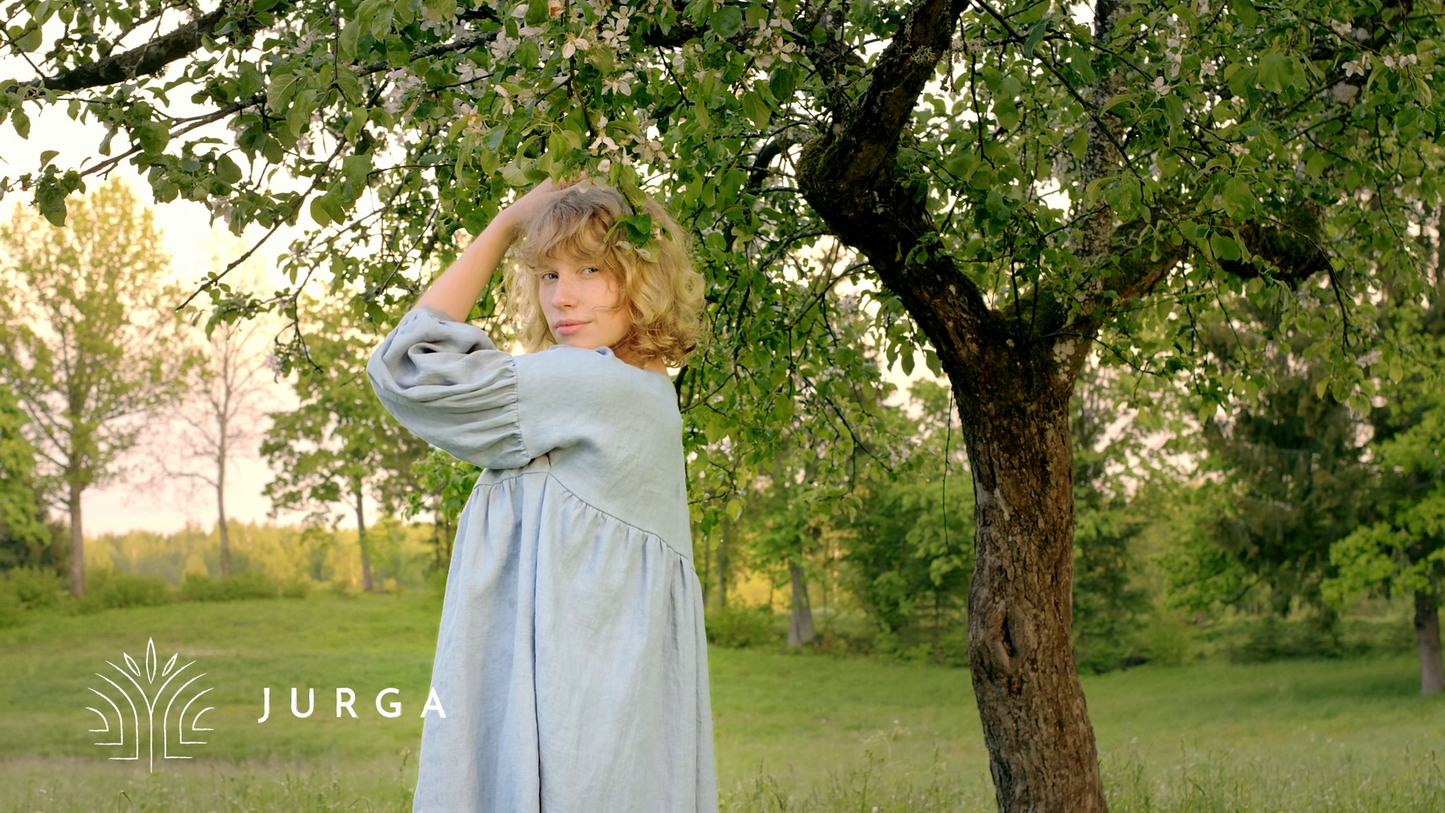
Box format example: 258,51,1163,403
366,305,533,470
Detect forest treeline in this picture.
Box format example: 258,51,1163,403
1,180,1443,689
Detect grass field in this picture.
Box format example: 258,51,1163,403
2,590,1444,811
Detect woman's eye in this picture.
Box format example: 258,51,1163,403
581,267,599,275
541,272,558,281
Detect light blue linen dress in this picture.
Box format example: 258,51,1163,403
366,305,718,813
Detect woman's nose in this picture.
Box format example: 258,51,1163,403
549,276,576,308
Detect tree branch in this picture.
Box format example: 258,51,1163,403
2,2,281,94
797,0,994,378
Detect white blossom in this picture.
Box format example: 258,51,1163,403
491,35,518,60
602,72,634,96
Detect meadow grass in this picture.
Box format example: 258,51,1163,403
2,591,1443,811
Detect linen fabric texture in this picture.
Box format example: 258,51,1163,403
367,305,718,813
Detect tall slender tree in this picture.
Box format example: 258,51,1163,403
154,242,280,578
261,296,429,591
0,178,195,594
1325,234,1445,695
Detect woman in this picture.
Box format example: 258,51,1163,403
367,178,718,812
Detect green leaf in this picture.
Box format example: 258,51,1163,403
500,162,531,187
710,6,742,38
216,154,244,184
1162,95,1185,129
309,197,333,226
1257,52,1289,93
338,20,361,64
342,153,372,186
994,97,1020,130
741,91,771,128
1023,17,1050,58
1228,0,1258,27
1226,66,1255,99
524,0,550,26
1068,128,1088,161
1068,43,1096,84
11,108,29,139
768,68,795,101
1102,93,1133,115
136,122,170,154
16,25,42,52
1209,233,1240,261
1221,176,1255,220
624,213,653,246
515,40,541,67
42,201,66,226
267,72,298,113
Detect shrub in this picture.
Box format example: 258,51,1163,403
1225,614,1342,663
0,586,21,628
705,605,779,649
279,575,312,599
2,566,64,610
1139,610,1197,666
71,568,174,613
937,626,970,668
180,570,283,602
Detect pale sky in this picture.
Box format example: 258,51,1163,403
1,100,316,535
0,89,941,538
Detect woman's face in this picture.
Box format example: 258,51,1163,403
538,254,631,352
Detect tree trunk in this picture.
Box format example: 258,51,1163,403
68,486,84,596
716,513,730,609
355,489,374,592
1414,590,1444,696
217,472,231,579
787,557,815,649
960,384,1106,812
790,0,1112,799
218,414,231,579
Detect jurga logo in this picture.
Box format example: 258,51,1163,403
85,638,215,771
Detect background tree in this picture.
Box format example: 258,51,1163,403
843,380,974,641
146,240,282,578
1069,364,1151,674
0,384,51,570
0,178,195,595
6,0,1443,806
1323,239,1445,695
1192,305,1371,622
404,448,481,571
160,314,278,578
261,295,429,591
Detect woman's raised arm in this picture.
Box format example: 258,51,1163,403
412,176,583,321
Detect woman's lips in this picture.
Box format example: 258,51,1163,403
556,321,585,336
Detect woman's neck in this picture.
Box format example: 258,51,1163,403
614,345,668,377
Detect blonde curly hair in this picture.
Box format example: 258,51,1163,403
505,182,707,369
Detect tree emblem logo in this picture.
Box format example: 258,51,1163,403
85,638,215,771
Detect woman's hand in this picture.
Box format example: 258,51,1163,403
411,173,586,321
494,174,587,238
